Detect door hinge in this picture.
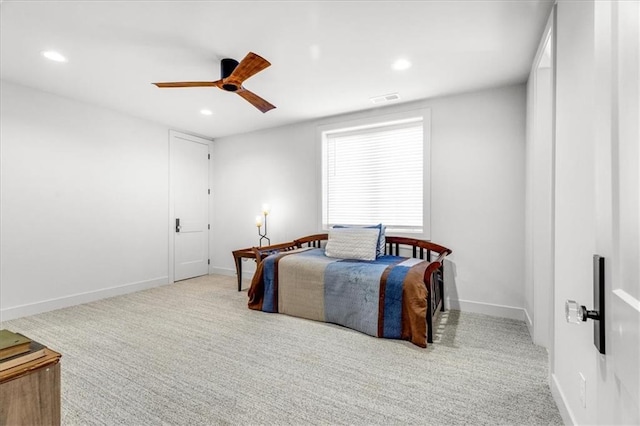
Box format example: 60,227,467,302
208,224,210,230
208,154,210,160
208,189,210,195
208,259,210,265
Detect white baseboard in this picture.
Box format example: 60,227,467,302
0,276,169,322
447,298,525,321
524,308,534,338
210,266,255,281
551,372,575,425
210,267,236,277
524,308,533,327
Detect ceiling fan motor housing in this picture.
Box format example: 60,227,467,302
221,58,240,91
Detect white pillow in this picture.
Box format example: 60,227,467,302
325,227,379,261
333,224,385,257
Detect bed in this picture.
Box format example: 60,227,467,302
247,232,451,348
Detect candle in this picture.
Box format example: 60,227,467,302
262,203,270,215
255,215,263,227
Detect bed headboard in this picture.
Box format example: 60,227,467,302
294,233,328,248
293,233,451,262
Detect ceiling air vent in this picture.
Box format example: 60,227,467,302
370,93,401,104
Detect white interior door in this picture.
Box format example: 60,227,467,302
554,1,639,423
591,0,640,423
603,1,640,422
171,132,209,282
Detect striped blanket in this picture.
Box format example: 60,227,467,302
248,248,432,347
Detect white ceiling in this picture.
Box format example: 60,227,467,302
0,1,553,139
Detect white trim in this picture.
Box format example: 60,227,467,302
447,298,525,321
524,308,534,339
210,267,236,277
210,267,255,290
0,276,169,321
524,307,533,327
613,288,640,312
168,130,174,284
207,140,215,275
526,4,556,353
551,372,576,426
211,267,255,280
532,12,555,74
316,108,431,239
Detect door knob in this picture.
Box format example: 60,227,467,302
175,218,181,233
565,300,600,323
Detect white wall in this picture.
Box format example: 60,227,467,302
212,84,526,319
552,2,599,423
0,80,527,322
0,80,170,321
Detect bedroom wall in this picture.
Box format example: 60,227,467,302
211,84,526,320
0,80,170,321
0,80,526,322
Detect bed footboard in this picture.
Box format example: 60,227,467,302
385,236,451,343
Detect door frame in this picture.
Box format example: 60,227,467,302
525,5,556,355
168,130,214,283
527,10,556,352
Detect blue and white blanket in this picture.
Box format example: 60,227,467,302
248,248,432,347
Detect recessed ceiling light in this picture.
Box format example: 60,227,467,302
392,58,411,71
200,109,213,116
41,51,67,63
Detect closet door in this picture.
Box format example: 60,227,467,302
170,131,210,281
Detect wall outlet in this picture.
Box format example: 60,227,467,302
579,372,586,408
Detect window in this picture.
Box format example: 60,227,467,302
320,110,430,236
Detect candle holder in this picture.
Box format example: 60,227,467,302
256,204,271,247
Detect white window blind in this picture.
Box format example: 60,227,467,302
322,117,424,233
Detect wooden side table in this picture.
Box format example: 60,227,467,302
232,247,257,292
0,347,62,426
232,241,301,291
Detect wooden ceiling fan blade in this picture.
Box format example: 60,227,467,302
153,80,222,88
226,52,271,85
237,88,276,113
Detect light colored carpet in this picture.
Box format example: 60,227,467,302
2,274,562,425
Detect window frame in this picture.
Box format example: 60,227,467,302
316,108,431,239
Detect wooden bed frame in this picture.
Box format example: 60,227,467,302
252,233,452,344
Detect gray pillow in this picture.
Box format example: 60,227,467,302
325,227,379,261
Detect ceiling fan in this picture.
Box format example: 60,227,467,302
152,52,276,113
